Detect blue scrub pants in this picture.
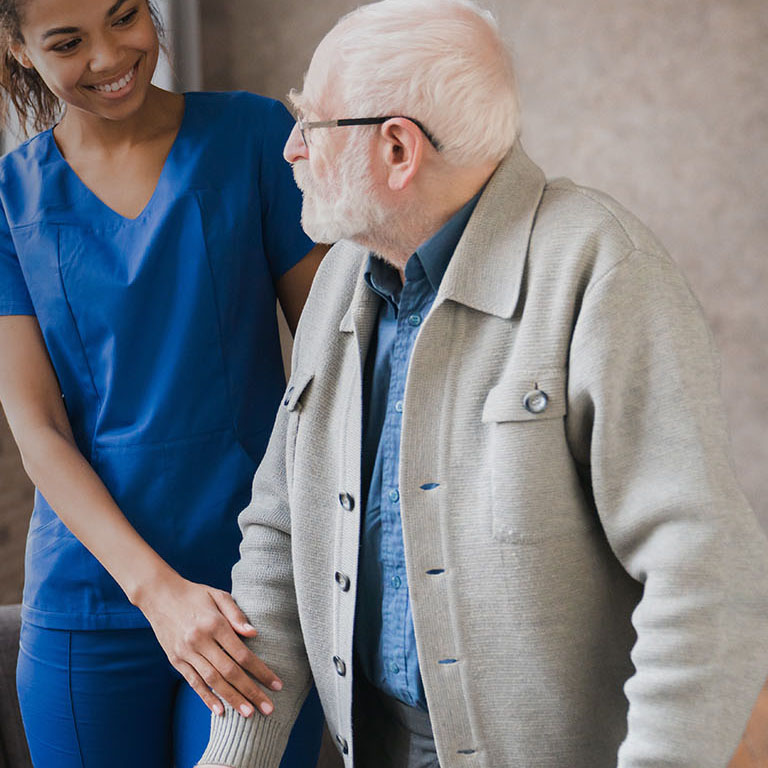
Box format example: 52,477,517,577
16,622,323,768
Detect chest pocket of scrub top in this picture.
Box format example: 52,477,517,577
481,368,592,544
283,371,314,496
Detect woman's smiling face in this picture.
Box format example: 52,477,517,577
11,0,160,122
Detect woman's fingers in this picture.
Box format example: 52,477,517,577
210,589,259,637
143,579,280,716
215,626,283,692
189,650,275,717
175,659,225,716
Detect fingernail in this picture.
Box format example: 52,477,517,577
260,701,274,715
243,623,257,632
270,679,283,691
213,703,223,716
239,703,253,717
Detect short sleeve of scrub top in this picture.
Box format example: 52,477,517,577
260,99,312,282
0,199,35,315
0,91,313,630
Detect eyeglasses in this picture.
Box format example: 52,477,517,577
295,112,443,152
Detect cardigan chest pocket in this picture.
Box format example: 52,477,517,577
283,370,314,495
482,369,593,543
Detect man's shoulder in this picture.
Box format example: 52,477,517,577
310,240,367,301
292,240,366,341
544,179,661,248
529,177,677,289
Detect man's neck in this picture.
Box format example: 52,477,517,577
363,161,499,282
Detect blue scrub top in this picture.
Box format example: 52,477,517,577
0,91,313,630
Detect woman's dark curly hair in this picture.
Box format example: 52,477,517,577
0,0,165,135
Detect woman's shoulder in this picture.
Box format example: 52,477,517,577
181,91,295,178
0,131,60,222
185,90,291,133
0,130,55,183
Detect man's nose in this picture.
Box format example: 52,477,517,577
284,122,309,164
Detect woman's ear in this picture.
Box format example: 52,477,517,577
9,41,33,70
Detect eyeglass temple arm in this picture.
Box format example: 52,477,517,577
335,117,443,152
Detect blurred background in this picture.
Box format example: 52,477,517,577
0,1,765,765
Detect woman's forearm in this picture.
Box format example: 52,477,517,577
19,424,281,716
19,423,179,606
1,316,278,716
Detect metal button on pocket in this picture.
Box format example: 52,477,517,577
339,492,355,511
283,386,294,407
522,388,549,414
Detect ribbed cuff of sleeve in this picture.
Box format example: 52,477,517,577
197,707,292,768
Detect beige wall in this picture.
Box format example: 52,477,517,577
200,0,768,533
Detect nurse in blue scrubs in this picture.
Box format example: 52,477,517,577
0,1,325,766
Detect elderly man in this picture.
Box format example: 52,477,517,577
199,1,768,766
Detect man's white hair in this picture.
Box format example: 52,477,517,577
327,0,520,167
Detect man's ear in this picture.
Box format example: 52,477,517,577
9,41,33,70
378,118,424,192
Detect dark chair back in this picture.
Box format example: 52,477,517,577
0,604,31,768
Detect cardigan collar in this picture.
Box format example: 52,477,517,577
340,140,546,332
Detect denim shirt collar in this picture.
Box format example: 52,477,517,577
364,189,482,308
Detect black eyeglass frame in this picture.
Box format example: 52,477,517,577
296,114,443,152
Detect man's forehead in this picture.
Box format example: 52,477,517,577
292,38,340,116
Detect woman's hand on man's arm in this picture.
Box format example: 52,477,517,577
0,315,281,718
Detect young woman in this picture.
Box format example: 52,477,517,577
0,0,325,765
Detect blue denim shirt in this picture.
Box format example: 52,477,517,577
355,193,480,708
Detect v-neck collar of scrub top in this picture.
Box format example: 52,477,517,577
44,93,191,224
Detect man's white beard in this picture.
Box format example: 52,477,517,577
292,138,388,246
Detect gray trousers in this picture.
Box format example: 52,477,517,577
353,675,440,768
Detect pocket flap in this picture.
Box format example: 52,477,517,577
482,369,567,423
283,371,314,412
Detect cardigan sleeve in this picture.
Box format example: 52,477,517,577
566,248,768,768
198,376,313,768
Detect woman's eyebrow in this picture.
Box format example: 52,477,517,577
42,0,130,41
107,0,130,17
42,25,79,41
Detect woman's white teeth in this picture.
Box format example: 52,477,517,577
94,66,135,93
